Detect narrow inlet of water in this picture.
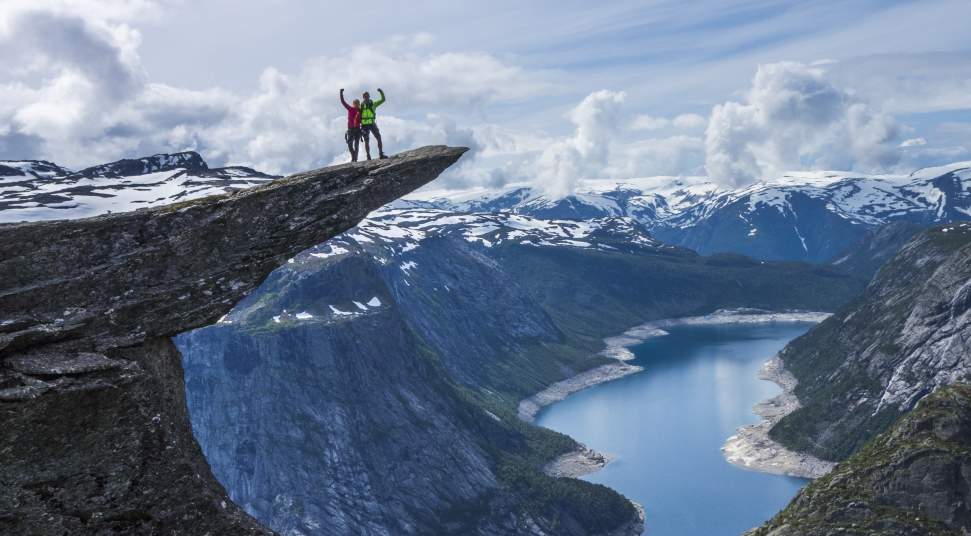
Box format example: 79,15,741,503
536,322,814,536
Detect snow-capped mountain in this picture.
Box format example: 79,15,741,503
0,152,277,223
398,162,971,262
331,209,668,257
3,150,968,264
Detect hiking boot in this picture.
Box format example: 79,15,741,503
379,153,388,159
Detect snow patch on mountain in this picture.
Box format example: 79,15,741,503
0,155,277,223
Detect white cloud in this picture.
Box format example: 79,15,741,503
630,112,706,132
612,135,705,178
672,113,706,130
705,61,900,187
899,137,927,147
535,90,625,198
0,5,150,163
0,2,550,172
3,2,968,195
630,114,670,131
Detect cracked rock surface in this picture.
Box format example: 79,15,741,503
0,146,466,535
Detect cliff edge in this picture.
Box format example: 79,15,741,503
0,146,466,535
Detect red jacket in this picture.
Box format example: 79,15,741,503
340,92,361,129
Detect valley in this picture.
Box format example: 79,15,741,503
536,321,817,536
1,151,969,535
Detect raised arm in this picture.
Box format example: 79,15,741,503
374,88,386,107
340,88,352,110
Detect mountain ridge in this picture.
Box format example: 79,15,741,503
8,151,968,263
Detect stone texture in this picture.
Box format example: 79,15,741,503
770,223,971,462
748,384,971,536
0,147,466,535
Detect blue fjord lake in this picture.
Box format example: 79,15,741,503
536,322,815,536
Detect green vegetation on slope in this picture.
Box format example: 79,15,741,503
751,384,971,536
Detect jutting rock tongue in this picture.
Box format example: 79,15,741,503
0,146,466,535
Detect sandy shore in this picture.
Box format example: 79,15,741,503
721,356,836,479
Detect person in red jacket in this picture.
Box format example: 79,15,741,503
340,88,361,162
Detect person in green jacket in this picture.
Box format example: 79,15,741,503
360,88,387,160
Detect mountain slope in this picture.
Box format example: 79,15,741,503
828,220,925,281
178,248,642,536
177,199,862,535
750,384,971,536
769,222,971,461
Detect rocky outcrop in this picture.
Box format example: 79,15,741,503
769,222,971,462
0,146,466,534
749,383,971,536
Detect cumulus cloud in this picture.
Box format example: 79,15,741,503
672,113,706,130
0,4,149,162
535,90,625,198
630,114,670,131
705,61,900,187
0,2,549,173
6,3,951,197
899,137,927,147
630,112,706,132
612,135,705,178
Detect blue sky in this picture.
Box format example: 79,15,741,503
1,0,970,193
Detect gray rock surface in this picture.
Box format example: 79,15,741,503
749,383,971,536
770,222,971,462
0,146,465,535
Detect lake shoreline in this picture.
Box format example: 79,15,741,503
518,308,832,481
721,356,837,479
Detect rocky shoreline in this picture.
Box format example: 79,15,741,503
544,445,615,478
520,309,832,424
517,309,833,536
517,362,644,423
722,356,836,479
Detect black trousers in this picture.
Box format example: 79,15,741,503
361,123,383,157
345,128,361,161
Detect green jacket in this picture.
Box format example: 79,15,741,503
361,91,385,125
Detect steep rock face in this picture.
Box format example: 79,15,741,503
0,147,466,534
178,311,505,535
177,238,646,536
175,196,863,534
770,222,971,461
750,384,971,536
0,146,465,354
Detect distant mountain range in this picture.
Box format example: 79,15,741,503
0,152,276,222
399,163,971,262
4,152,968,266
4,149,968,535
